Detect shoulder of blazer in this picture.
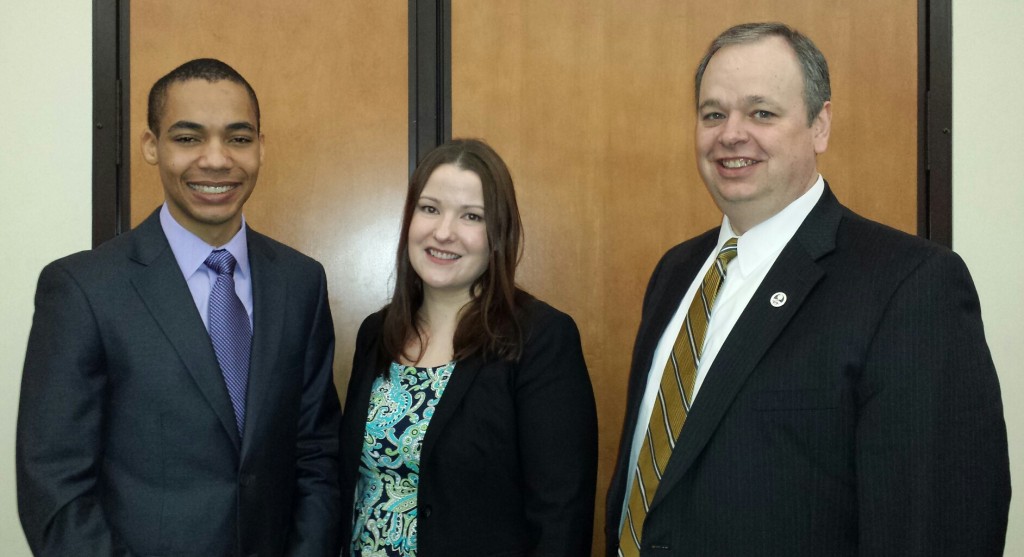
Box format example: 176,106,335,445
658,226,721,266
246,225,326,275
42,208,167,284
639,227,719,316
517,294,572,335
354,310,386,361
344,310,388,407
812,183,951,275
517,295,573,340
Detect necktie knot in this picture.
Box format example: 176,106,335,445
718,237,739,268
205,249,237,277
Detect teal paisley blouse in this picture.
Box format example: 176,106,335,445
349,361,455,556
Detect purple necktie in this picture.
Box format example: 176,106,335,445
204,249,251,438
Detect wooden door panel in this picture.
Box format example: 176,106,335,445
451,1,916,552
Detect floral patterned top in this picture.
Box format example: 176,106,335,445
350,361,455,556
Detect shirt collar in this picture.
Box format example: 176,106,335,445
719,175,825,278
159,203,250,280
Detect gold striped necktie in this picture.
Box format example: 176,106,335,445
619,237,738,556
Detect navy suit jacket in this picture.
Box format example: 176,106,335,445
606,186,1010,556
17,210,342,556
339,297,598,557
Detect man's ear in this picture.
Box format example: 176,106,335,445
812,101,832,155
141,129,159,165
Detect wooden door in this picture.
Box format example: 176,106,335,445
451,1,918,552
129,2,409,397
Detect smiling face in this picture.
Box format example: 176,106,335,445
142,79,264,246
695,36,830,234
407,163,490,301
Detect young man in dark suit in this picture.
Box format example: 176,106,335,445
607,22,1010,556
17,59,342,556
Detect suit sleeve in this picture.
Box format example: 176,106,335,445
855,250,1010,556
516,309,599,557
17,262,136,556
286,265,343,556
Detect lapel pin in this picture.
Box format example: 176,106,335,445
770,292,787,307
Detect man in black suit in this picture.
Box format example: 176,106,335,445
17,59,342,556
606,22,1010,556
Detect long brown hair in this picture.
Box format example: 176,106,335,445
380,138,528,369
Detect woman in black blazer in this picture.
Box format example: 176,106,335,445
340,139,598,556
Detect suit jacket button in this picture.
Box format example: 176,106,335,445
421,505,432,518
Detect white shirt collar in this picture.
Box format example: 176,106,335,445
719,175,825,278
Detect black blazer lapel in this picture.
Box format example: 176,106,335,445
651,187,843,509
339,336,378,486
339,316,479,478
241,230,285,457
419,356,485,463
127,211,241,450
340,337,488,467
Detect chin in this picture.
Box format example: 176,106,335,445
715,179,768,200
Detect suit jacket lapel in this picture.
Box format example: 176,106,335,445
420,355,485,463
240,229,284,457
127,211,241,450
341,351,377,474
651,186,843,509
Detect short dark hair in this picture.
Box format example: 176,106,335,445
147,58,260,136
694,22,830,126
381,138,529,368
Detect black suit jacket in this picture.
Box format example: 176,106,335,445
17,210,342,557
339,297,598,557
606,186,1010,556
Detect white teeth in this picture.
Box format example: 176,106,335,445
188,183,235,194
721,159,755,168
428,248,459,260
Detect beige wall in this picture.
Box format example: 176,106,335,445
952,0,1024,553
0,1,93,555
1,3,1019,555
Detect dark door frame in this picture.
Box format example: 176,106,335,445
919,0,953,246
92,0,130,246
92,0,951,247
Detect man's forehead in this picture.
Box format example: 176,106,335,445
699,39,803,97
160,79,257,126
706,37,799,75
164,79,252,101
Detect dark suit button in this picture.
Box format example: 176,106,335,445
421,505,432,518
240,473,256,487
